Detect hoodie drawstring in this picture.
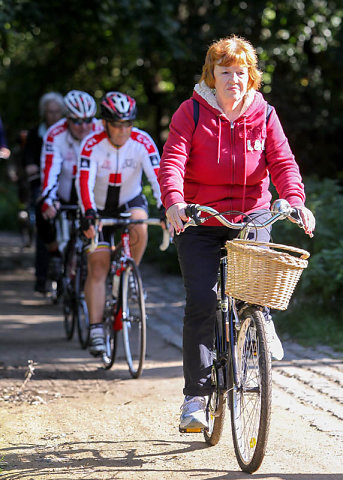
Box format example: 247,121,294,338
217,116,222,164
241,117,247,214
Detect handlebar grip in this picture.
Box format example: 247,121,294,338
185,204,202,225
184,204,195,218
289,207,305,228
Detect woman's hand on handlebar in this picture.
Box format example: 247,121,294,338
166,202,188,234
291,205,316,237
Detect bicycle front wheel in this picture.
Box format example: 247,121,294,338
77,297,89,349
121,259,146,378
102,301,118,370
75,252,89,349
62,241,76,340
63,288,75,340
229,306,272,473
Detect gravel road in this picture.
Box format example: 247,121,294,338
0,232,342,480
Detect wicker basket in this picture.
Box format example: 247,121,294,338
225,239,310,310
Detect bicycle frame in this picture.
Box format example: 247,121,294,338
107,225,132,332
216,253,240,394
92,214,168,377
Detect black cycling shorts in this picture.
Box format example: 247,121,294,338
90,193,148,251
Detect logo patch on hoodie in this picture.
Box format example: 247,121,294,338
247,139,265,151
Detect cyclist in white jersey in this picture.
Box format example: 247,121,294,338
37,90,101,281
76,91,163,356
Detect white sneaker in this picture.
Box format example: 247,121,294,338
89,325,106,357
264,316,284,360
179,395,209,432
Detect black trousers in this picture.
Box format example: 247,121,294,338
174,210,272,396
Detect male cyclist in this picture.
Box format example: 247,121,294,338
37,90,102,282
76,91,162,356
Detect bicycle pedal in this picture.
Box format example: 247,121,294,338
179,426,206,433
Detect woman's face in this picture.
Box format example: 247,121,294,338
213,63,249,107
44,101,64,127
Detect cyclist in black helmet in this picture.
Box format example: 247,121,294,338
77,91,163,356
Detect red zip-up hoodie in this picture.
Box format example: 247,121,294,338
158,82,305,225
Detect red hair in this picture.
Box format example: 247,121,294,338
200,35,262,91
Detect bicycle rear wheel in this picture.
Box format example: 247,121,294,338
204,307,226,445
229,306,272,473
121,258,146,378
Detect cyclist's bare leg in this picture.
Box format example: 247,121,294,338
85,249,110,325
128,208,148,266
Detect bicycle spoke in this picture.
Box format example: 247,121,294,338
230,307,272,473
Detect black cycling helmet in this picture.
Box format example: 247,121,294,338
100,91,137,122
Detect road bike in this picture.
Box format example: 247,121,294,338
90,214,169,378
56,205,90,348
182,199,310,473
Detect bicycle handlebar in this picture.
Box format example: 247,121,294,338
58,204,80,212
183,199,306,232
89,216,170,253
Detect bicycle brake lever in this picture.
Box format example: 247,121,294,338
289,207,314,237
185,204,202,225
289,207,305,227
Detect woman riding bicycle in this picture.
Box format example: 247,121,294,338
157,35,315,432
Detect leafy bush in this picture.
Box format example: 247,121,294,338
272,177,343,350
272,177,343,314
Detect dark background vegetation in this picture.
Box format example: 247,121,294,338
0,0,342,348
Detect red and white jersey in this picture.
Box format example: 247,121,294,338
40,117,102,207
77,127,162,214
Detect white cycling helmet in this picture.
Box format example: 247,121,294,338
64,90,97,118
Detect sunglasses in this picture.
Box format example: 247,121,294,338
107,120,133,128
69,117,93,125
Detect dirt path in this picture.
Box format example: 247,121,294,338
0,233,342,480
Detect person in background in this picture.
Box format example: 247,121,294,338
23,92,65,293
77,91,163,356
37,90,101,288
158,35,315,432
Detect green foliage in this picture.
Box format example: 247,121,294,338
275,303,343,352
0,165,20,231
273,177,343,313
273,176,343,350
0,0,342,181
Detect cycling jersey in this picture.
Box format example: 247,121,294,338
77,127,162,215
40,118,102,209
